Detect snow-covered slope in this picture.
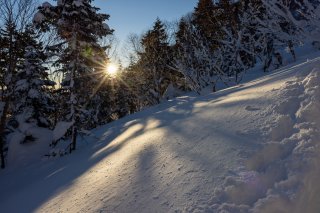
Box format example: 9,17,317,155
1,55,320,213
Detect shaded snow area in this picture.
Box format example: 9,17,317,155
1,56,320,213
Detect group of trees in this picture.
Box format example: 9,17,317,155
0,0,48,168
0,0,113,168
127,0,319,95
1,0,319,168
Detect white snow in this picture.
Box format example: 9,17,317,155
42,2,52,8
53,121,74,142
27,88,40,99
1,52,320,212
33,12,46,24
102,23,110,31
57,0,63,6
73,0,84,7
7,128,53,169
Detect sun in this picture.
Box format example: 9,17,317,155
106,63,118,76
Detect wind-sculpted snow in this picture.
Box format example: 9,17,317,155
211,62,320,213
1,55,320,213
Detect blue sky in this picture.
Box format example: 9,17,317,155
94,0,198,46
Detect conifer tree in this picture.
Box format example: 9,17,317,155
139,18,171,104
12,42,55,140
0,22,37,168
216,1,256,81
174,18,224,93
34,0,113,151
192,0,216,40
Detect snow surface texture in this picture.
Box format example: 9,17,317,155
1,54,320,212
53,121,74,142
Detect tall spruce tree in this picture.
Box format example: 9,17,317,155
192,0,215,39
216,1,255,82
174,17,224,93
12,42,55,141
34,0,113,151
192,0,223,50
139,18,171,104
0,21,38,168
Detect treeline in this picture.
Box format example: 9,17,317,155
126,0,320,97
0,0,319,168
0,0,114,168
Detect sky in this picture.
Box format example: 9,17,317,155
94,0,199,61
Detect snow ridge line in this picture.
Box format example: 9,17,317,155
208,67,320,212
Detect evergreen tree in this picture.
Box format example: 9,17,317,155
174,18,202,92
0,21,39,168
12,43,55,141
139,18,171,104
34,0,113,151
192,0,222,50
121,62,147,111
216,1,255,81
174,18,223,93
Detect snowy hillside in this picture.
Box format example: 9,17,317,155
1,54,320,213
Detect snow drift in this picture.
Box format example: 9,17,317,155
1,55,320,213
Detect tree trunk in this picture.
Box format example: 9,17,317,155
0,101,9,169
0,141,5,169
212,84,216,92
71,126,77,151
235,72,238,83
288,41,296,62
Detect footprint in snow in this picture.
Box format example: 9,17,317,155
245,106,260,111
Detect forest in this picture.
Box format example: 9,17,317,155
0,0,319,169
